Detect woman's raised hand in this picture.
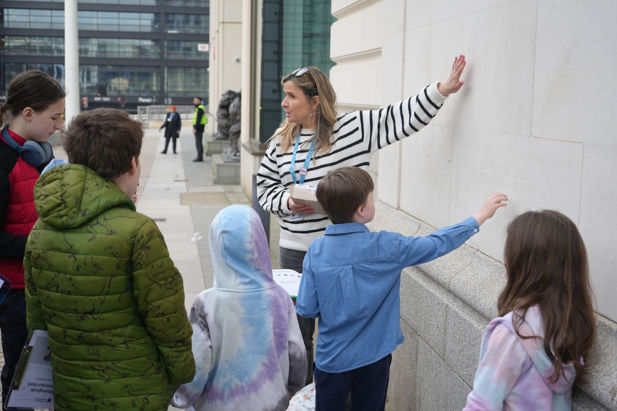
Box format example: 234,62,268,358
438,55,466,96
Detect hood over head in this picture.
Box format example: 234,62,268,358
209,205,274,291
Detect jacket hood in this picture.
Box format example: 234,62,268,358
34,164,135,229
506,306,577,394
209,205,274,291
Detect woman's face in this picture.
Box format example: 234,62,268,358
281,81,317,128
27,98,65,142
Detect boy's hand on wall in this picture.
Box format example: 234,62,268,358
473,192,508,226
438,55,466,96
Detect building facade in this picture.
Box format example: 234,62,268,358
237,0,617,409
0,0,209,113
240,0,334,193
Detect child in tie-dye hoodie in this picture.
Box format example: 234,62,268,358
171,205,307,411
464,210,596,410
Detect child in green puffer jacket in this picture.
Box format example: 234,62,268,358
24,108,195,410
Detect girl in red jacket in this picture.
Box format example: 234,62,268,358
0,70,64,408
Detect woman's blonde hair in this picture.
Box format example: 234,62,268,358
275,66,337,154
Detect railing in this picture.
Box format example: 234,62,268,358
136,105,202,124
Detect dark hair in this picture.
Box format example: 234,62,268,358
0,70,65,125
63,108,143,180
499,210,596,383
316,167,374,224
194,96,202,101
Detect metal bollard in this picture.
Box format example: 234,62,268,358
252,173,270,244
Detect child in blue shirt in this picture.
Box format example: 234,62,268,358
295,166,508,411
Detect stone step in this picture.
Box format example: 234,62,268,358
205,137,228,156
212,154,240,185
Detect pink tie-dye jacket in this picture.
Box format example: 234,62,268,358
464,305,577,410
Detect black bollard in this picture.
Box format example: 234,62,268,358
252,173,270,244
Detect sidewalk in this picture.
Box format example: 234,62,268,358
140,126,252,307
139,127,253,411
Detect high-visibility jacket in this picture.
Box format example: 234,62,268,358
193,104,207,126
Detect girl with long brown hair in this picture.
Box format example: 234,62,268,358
464,210,596,410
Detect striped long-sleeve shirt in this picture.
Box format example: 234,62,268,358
257,82,448,252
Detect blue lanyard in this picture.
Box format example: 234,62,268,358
289,132,316,184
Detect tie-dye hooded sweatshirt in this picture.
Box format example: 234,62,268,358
172,205,307,411
464,305,577,410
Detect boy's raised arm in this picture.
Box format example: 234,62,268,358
399,192,508,267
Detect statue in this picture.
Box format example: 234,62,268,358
216,90,241,163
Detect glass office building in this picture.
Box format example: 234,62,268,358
0,1,209,113
259,0,334,142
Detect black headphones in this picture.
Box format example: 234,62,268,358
1,126,53,167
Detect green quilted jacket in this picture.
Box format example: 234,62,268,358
24,164,195,410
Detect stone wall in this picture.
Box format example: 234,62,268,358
330,0,617,407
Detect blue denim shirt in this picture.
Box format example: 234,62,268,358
296,217,479,373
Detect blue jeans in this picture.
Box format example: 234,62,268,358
314,354,392,411
0,289,31,410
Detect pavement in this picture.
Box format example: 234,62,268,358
137,126,254,410
136,126,252,315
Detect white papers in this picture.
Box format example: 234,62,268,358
7,330,54,409
272,269,302,298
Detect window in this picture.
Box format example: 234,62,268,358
166,40,208,60
166,67,207,97
165,13,208,34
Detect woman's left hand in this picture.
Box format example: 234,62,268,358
438,55,466,96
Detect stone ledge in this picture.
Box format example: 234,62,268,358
211,154,240,185
205,137,227,156
370,200,617,409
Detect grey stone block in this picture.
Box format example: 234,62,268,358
368,201,422,236
386,319,417,411
205,138,226,156
400,269,447,357
444,301,487,387
416,339,469,410
212,154,240,185
580,315,617,409
444,251,505,320
573,386,609,410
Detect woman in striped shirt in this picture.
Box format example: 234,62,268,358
257,55,467,384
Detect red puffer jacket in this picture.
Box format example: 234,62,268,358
0,131,40,289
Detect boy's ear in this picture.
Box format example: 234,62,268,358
129,156,138,175
355,203,366,219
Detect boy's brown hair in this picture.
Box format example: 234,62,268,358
63,108,142,180
316,166,374,224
